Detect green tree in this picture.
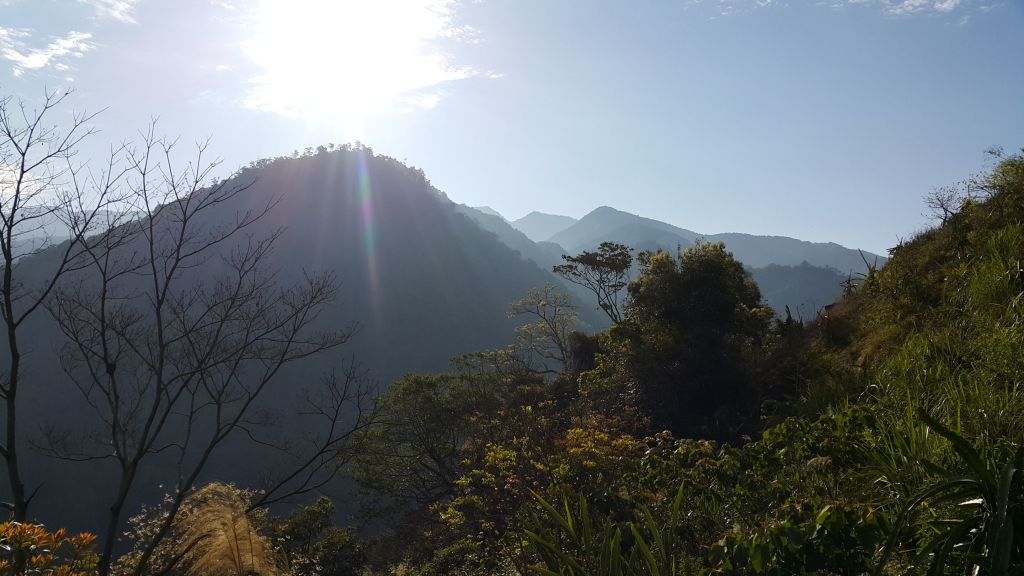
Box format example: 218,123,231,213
595,242,772,439
554,242,633,324
508,284,579,375
353,373,499,512
263,497,365,576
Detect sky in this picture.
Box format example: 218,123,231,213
0,0,1021,255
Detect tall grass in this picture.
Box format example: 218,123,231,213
170,483,279,576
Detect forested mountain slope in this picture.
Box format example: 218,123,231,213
1,147,562,534
454,204,564,271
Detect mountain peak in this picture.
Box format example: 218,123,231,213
587,205,626,216
510,211,578,242
551,206,700,253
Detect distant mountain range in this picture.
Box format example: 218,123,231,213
456,204,884,320
512,211,579,243
6,208,135,259
513,205,882,275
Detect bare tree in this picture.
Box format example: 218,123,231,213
0,89,127,523
248,363,380,510
44,127,354,576
924,186,965,226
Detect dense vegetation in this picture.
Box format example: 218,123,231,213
3,145,1021,574
336,151,1022,576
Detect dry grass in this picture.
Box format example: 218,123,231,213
173,483,279,576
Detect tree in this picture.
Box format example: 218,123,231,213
923,186,965,226
507,284,579,374
595,242,772,438
261,496,366,576
353,373,496,512
41,126,357,576
0,89,125,524
248,365,379,511
553,242,632,324
627,242,768,340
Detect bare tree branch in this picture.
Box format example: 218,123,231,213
44,125,353,576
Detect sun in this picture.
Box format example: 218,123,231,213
242,0,472,133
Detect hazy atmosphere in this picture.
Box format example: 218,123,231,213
3,0,1021,253
1,2,1023,576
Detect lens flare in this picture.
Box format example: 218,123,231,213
357,152,379,316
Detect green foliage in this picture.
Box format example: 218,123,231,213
525,488,700,576
354,153,1024,576
554,242,633,324
353,373,501,511
708,503,886,576
263,497,365,576
874,410,1024,576
627,243,769,340
587,242,774,438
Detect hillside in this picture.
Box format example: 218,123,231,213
471,206,506,219
8,146,1015,576
705,232,877,273
748,262,847,319
454,204,563,271
338,152,1024,576
3,147,564,534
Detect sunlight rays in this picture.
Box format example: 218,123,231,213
356,151,383,322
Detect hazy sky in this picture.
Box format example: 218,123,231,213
1,0,1021,254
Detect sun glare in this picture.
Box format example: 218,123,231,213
242,0,472,132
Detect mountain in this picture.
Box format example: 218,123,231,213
706,233,878,274
479,205,872,320
472,205,506,220
4,147,878,536
5,148,564,534
748,262,847,320
510,211,578,242
547,206,697,252
8,208,136,258
455,204,563,270
549,206,883,275
536,240,568,263
216,152,560,382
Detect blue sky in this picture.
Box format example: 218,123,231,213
1,0,1021,254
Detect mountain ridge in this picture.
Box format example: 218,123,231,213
505,205,884,275
510,211,578,242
